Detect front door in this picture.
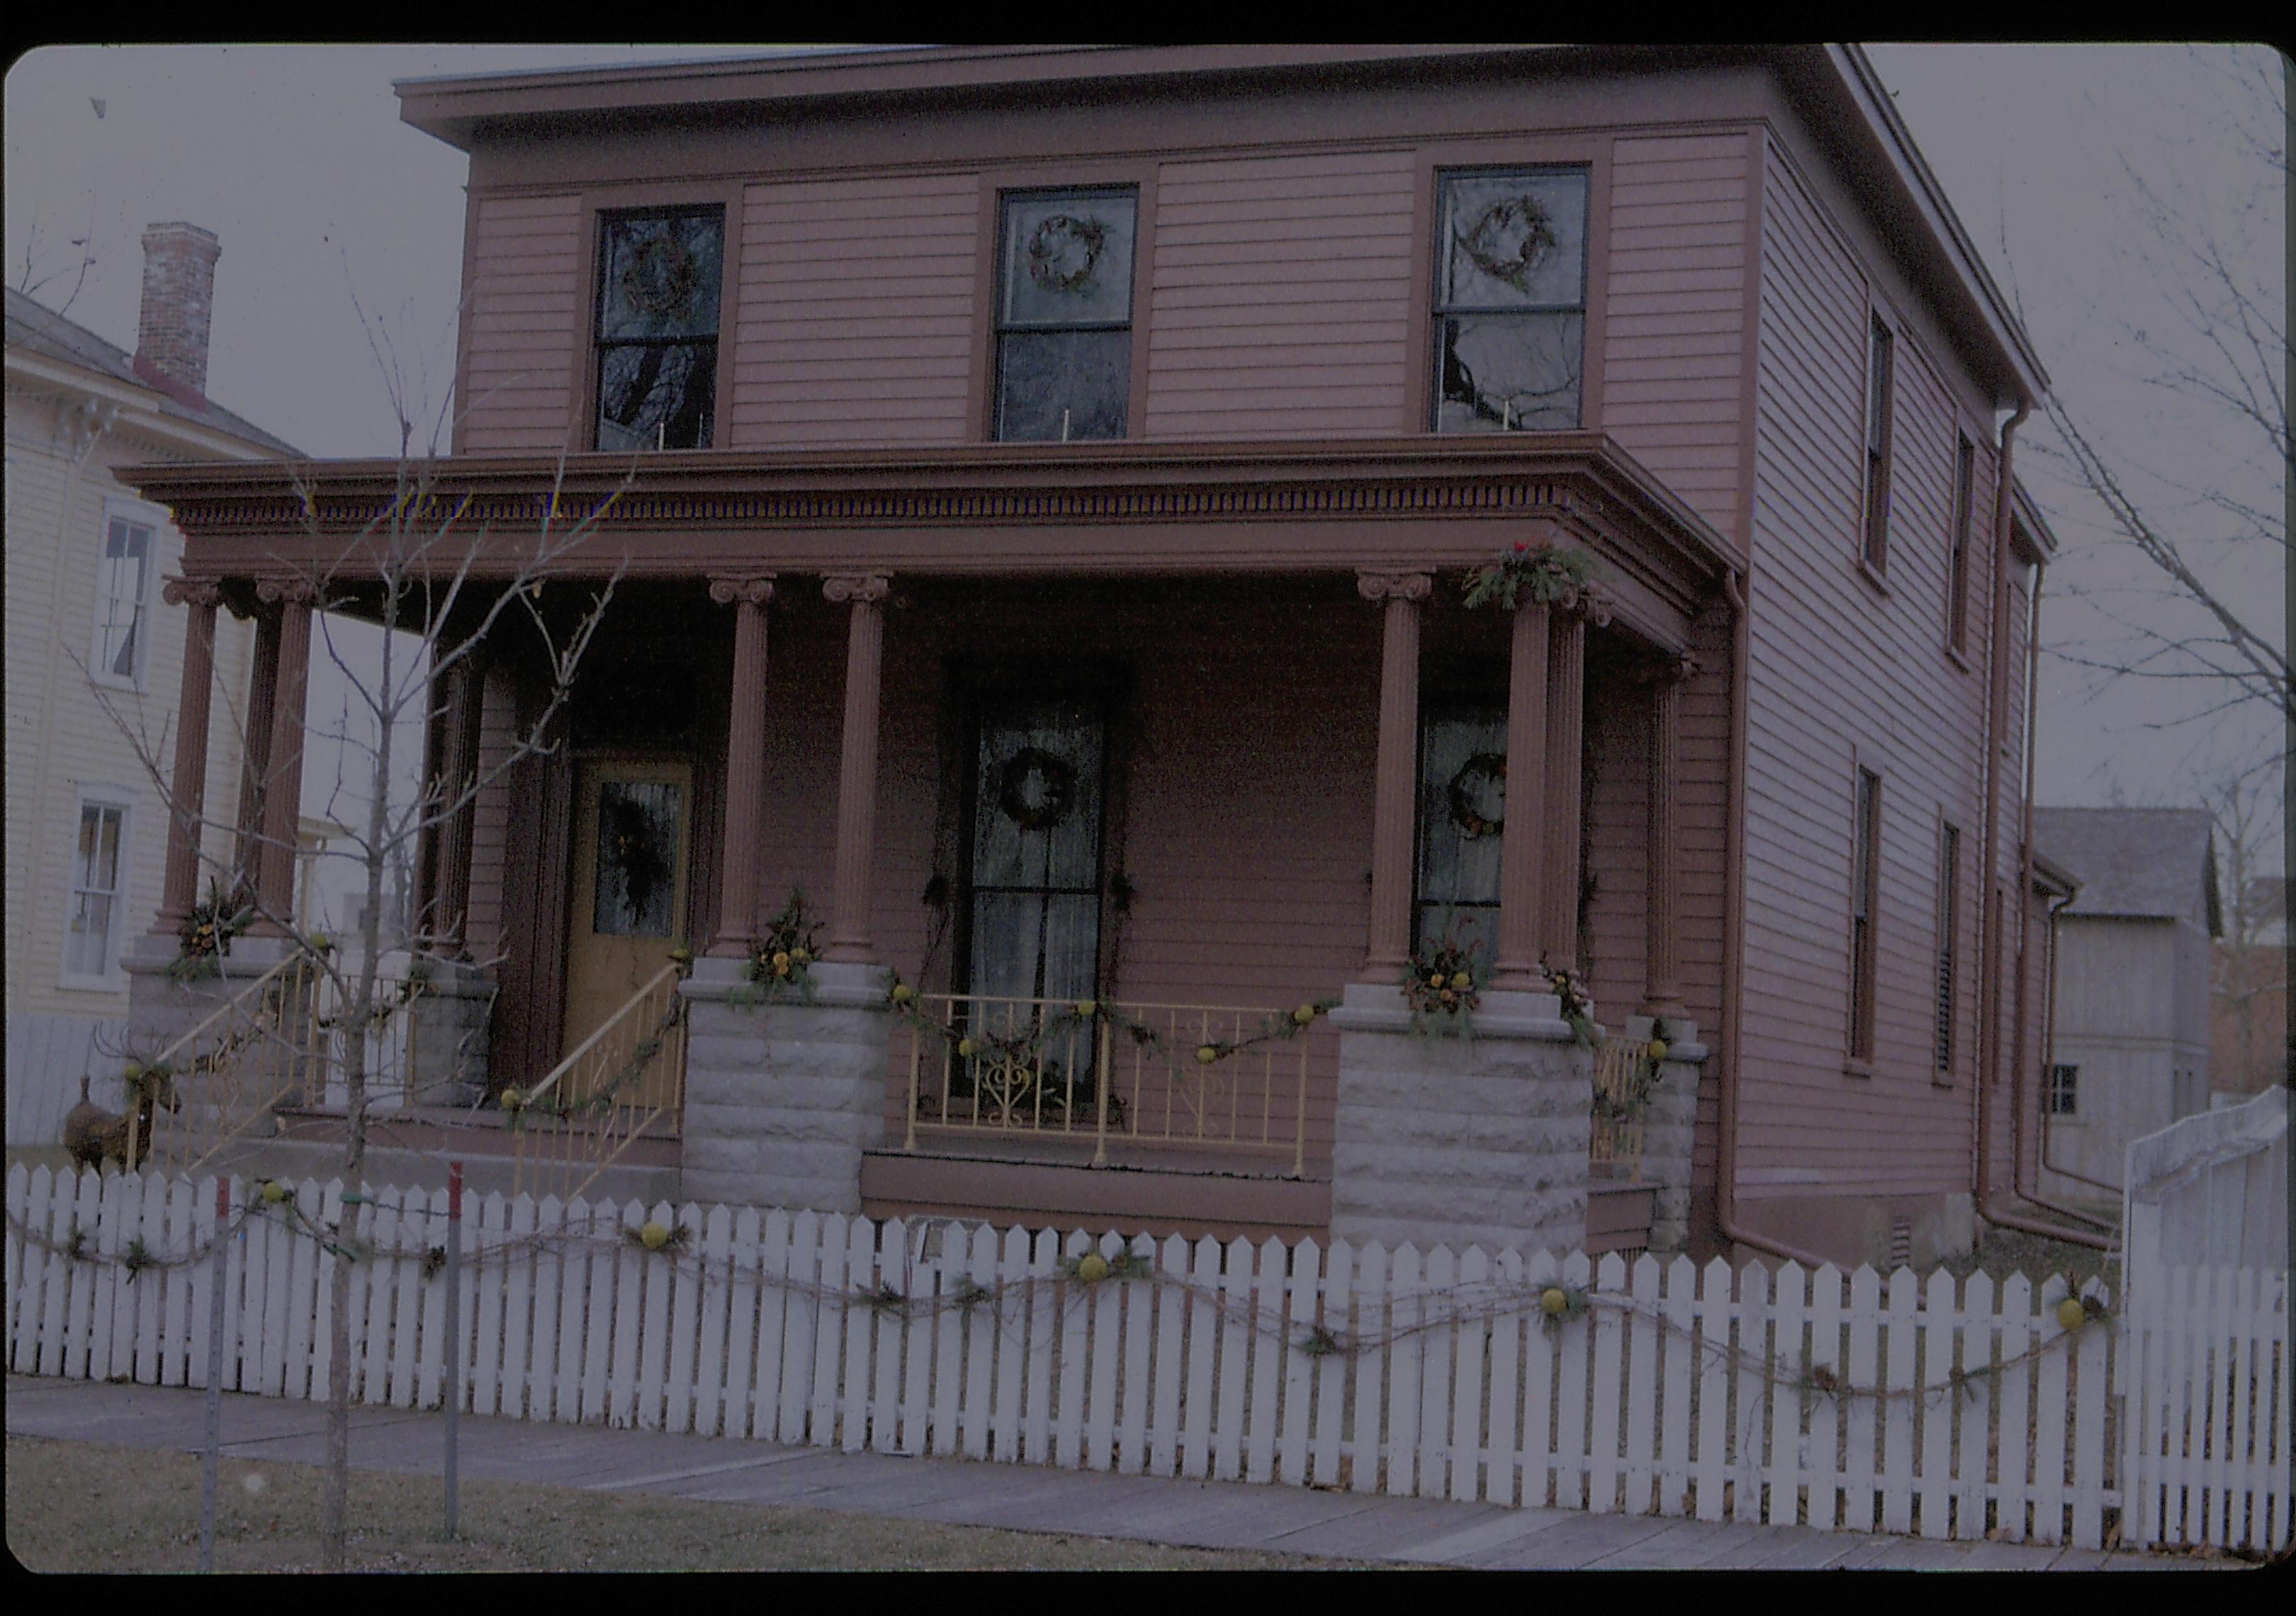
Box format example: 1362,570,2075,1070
563,757,692,1063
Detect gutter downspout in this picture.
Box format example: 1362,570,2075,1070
2010,561,2117,1230
1713,566,1837,1272
1974,401,2111,1250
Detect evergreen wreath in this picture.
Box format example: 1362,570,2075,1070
1446,753,1507,839
997,746,1078,832
1456,193,1558,294
1025,213,1109,294
619,230,700,320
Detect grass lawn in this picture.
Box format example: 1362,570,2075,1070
4,1436,1376,1572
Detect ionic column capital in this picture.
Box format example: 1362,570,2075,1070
162,576,223,609
707,574,777,607
1356,570,1433,604
254,576,317,607
823,573,891,606
1548,580,1614,628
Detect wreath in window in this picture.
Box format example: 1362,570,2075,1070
998,747,1079,832
1456,195,1558,295
1446,753,1507,839
1025,213,1108,295
620,232,701,320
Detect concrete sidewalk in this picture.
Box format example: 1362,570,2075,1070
3,1374,2218,1571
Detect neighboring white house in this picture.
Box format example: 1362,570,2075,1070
2034,807,2222,1200
4,224,300,1148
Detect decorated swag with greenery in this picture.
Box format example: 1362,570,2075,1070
168,877,254,984
1461,539,1601,612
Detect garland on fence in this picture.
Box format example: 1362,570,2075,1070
9,1186,2119,1408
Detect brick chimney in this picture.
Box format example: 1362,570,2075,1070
133,222,222,400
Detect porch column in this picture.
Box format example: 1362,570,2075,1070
425,649,486,958
1357,570,1431,980
1538,586,1609,976
232,603,281,894
1642,652,1696,1017
152,578,222,935
1490,600,1551,990
245,578,313,936
709,575,776,957
823,573,890,963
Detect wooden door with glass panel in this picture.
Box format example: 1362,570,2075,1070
562,758,692,1100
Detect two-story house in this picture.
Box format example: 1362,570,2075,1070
4,224,298,1150
2034,807,2222,1203
122,45,2073,1269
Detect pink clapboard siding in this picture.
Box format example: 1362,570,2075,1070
1143,151,1418,440
728,174,980,449
1735,131,2007,1202
1600,133,1750,539
459,194,586,454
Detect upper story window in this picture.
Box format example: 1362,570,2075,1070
1434,168,1589,433
1947,433,1976,652
594,209,724,451
1863,315,1896,571
92,503,157,689
994,189,1138,442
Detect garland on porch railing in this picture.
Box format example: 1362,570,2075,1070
499,960,692,1128
884,982,1333,1080
9,1188,2120,1406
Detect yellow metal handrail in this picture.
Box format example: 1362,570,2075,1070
511,961,688,1203
900,994,1315,1177
1589,1034,1650,1181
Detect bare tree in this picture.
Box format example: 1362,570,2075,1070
2020,47,2288,726
2199,748,2288,1096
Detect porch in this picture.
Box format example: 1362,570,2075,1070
123,442,1733,1252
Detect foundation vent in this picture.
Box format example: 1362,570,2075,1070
1888,1216,1913,1270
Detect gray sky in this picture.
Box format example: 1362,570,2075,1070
6,43,2285,864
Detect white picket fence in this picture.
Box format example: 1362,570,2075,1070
5,1163,2288,1554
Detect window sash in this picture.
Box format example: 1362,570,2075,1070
66,802,125,980
1850,770,1880,1060
1948,436,1976,649
593,208,724,451
1864,318,1895,570
993,190,1137,444
1433,168,1590,433
95,516,153,683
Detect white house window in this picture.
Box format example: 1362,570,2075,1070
93,508,157,686
63,797,130,984
2046,1063,2078,1116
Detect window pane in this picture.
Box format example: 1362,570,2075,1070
597,341,716,451
600,214,722,340
1417,711,1507,910
996,329,1130,442
1437,313,1582,432
973,701,1104,892
592,781,682,937
1001,193,1137,327
1867,322,1893,453
1441,171,1588,309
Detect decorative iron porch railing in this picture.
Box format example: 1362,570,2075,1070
509,961,689,1203
897,994,1317,1177
1589,1033,1652,1180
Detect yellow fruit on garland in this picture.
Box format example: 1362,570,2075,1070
500,1087,525,1112
1074,999,1097,1018
890,983,916,1004
1076,1253,1110,1282
1541,1286,1570,1318
772,951,792,974
261,1181,288,1205
641,1221,671,1251
2055,1297,2088,1331
1429,972,1446,988
1293,1004,1318,1026
1450,972,1472,992
1647,1039,1670,1062
1195,1045,1220,1065
957,1038,977,1058
792,948,811,965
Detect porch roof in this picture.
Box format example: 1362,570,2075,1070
122,434,1741,653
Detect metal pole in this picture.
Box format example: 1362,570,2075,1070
442,1160,462,1539
199,1177,230,1573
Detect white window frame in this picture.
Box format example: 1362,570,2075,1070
90,495,167,692
60,785,136,992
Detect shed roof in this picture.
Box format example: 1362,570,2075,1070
2033,807,2222,935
